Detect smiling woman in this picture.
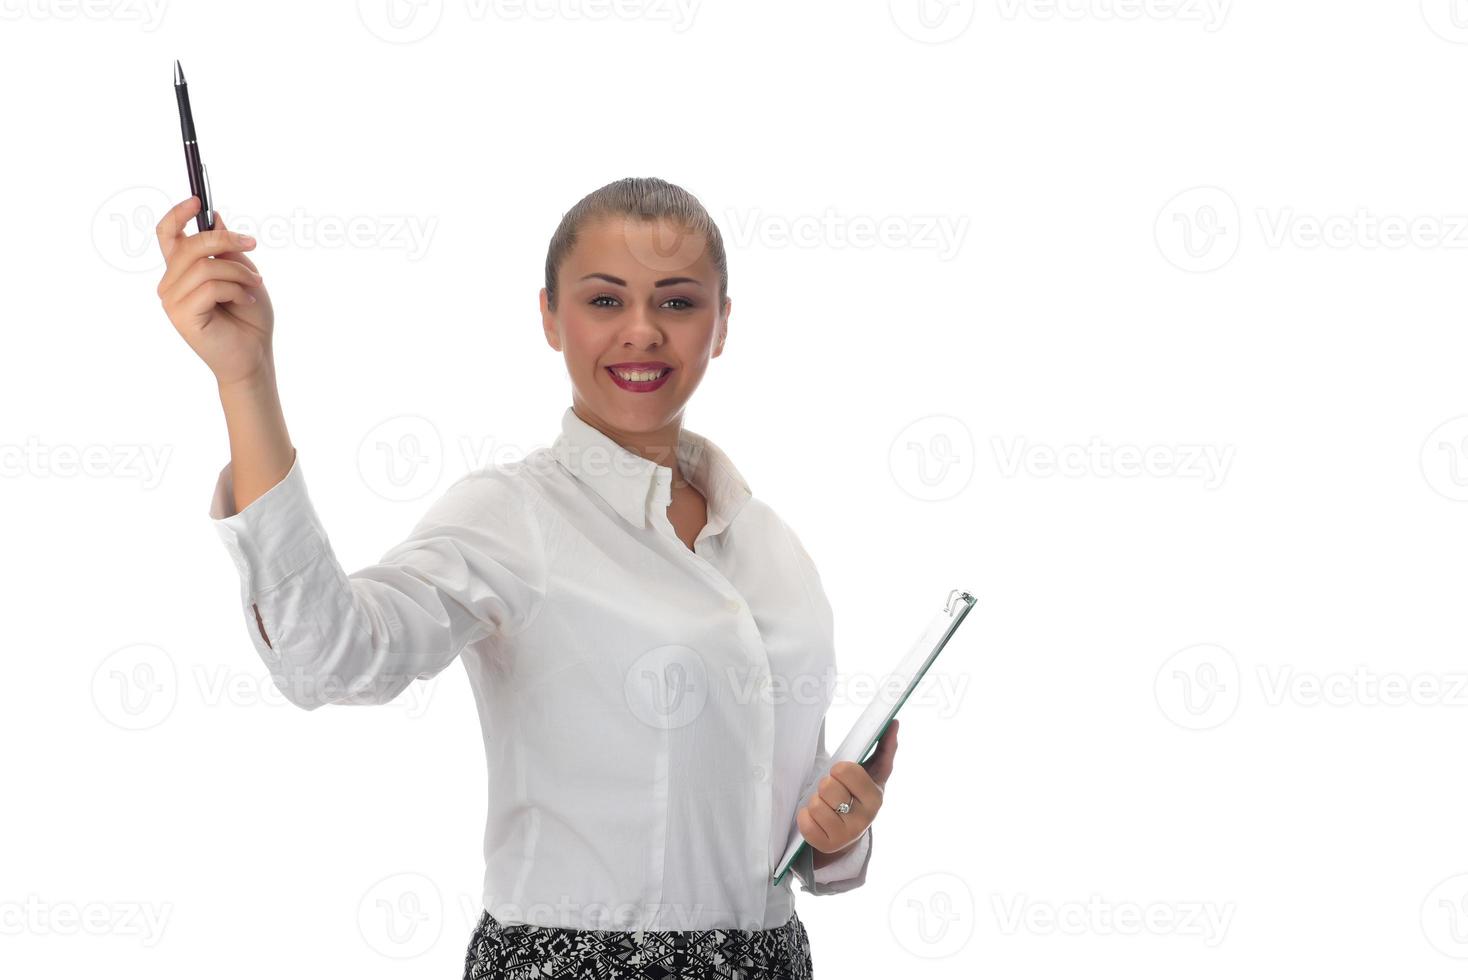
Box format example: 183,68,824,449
161,176,892,980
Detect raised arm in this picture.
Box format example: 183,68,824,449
158,196,546,710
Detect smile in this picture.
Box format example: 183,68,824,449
606,365,673,392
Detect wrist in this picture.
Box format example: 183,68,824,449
215,357,275,396
217,364,277,398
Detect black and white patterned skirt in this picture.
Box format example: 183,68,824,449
462,908,814,979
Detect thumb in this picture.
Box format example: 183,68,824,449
862,719,899,784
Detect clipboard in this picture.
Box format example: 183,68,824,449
772,588,978,887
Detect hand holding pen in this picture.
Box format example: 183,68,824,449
155,197,274,388
160,61,276,388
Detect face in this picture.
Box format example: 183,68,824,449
541,214,730,438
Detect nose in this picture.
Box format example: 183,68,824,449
618,305,664,348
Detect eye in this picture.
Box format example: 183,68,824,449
662,297,694,310
589,294,620,308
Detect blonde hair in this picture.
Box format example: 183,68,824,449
544,176,728,311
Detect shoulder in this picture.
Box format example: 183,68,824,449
739,493,824,579
410,453,549,537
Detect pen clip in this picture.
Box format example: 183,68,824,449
201,163,214,229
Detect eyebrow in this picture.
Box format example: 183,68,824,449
578,273,704,288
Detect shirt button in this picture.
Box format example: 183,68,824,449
724,598,742,614
752,764,768,781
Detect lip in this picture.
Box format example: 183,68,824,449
605,363,673,393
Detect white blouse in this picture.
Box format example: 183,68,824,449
207,405,872,931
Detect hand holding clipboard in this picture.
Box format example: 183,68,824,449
773,589,977,887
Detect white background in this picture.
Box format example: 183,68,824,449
3,0,1468,976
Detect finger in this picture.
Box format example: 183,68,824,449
796,807,834,851
161,256,261,304
862,723,899,783
155,195,201,264
828,763,880,808
212,212,260,273
863,753,895,789
159,226,258,295
805,795,847,841
873,720,899,759
175,278,256,327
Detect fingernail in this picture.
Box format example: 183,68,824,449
246,293,258,304
239,234,256,245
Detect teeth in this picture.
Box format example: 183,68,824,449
613,368,667,382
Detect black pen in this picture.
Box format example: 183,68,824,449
173,59,214,233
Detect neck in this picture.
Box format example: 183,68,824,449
570,402,690,488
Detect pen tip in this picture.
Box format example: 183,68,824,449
174,60,184,85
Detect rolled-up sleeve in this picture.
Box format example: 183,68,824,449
789,720,875,895
209,451,547,710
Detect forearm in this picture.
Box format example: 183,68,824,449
218,362,295,512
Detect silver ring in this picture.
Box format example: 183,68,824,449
835,800,851,815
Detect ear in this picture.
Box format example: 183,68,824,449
712,295,731,358
540,288,561,352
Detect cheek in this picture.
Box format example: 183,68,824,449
556,319,599,365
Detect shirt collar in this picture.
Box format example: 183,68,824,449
550,405,752,536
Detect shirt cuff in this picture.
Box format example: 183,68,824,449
208,451,326,593
795,826,873,895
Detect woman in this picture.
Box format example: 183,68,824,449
155,177,899,978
